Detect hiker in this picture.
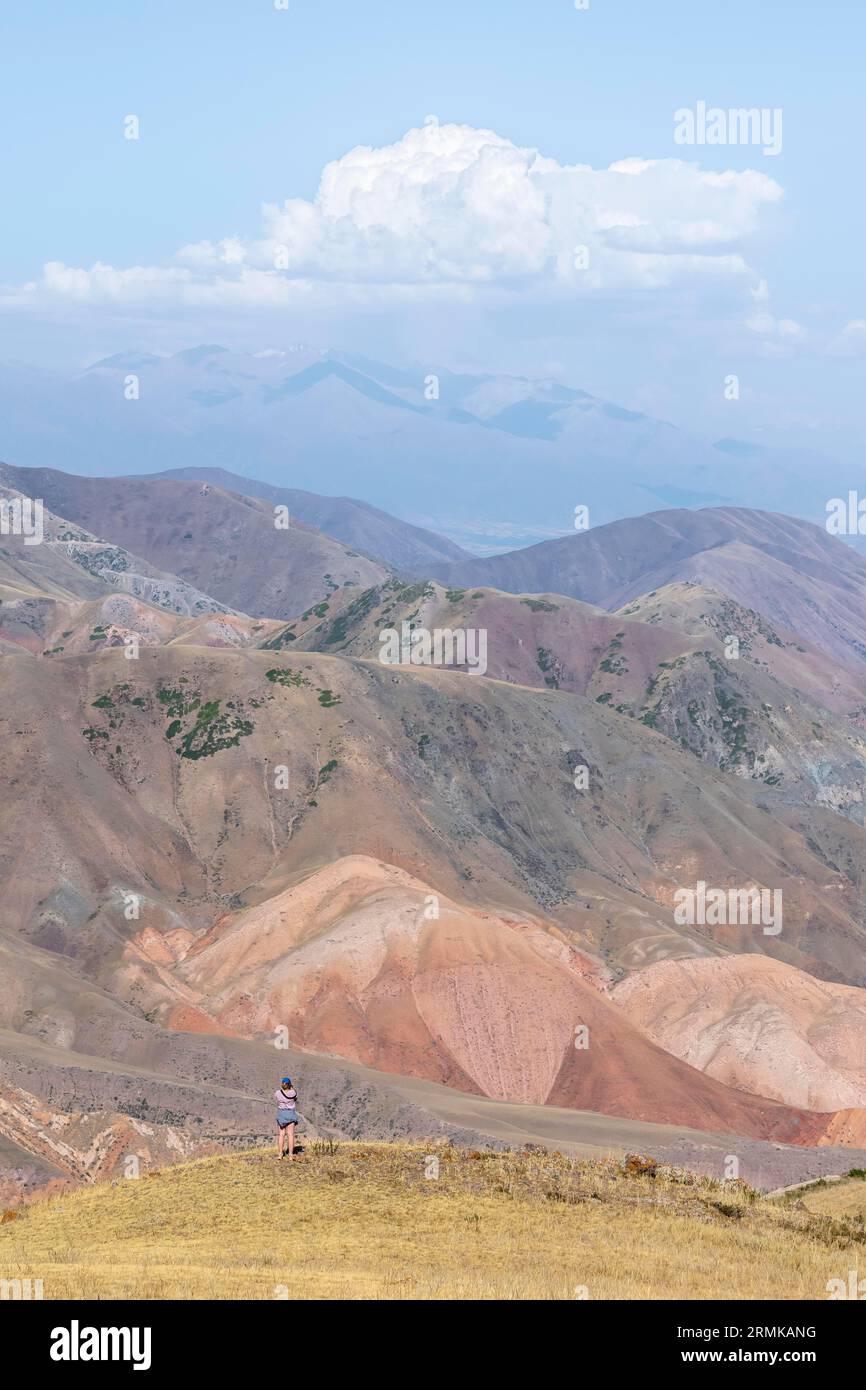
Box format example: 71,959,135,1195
275,1076,299,1159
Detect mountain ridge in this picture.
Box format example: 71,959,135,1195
0,346,847,551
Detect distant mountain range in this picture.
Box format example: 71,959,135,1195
6,462,866,672
0,462,390,619
5,460,866,1195
137,465,470,570
0,346,849,552
428,505,866,670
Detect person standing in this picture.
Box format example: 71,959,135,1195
275,1077,299,1159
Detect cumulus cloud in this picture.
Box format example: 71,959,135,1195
4,122,784,312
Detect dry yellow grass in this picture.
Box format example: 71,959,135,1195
798,1174,866,1220
1,1141,865,1300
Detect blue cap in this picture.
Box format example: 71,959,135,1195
281,1077,291,1085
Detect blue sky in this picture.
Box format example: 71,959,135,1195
1,0,863,456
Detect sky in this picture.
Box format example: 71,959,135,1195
1,0,864,457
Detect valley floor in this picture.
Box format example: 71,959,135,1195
2,1142,864,1301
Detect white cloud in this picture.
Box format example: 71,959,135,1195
2,123,784,314
744,276,805,348
745,311,806,339
828,319,866,357
39,260,194,302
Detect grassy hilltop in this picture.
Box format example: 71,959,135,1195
2,1141,866,1300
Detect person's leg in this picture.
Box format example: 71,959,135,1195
288,1122,295,1159
277,1121,283,1156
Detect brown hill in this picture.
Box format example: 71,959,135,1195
611,954,866,1112
295,577,866,823
0,483,232,615
6,643,866,994
140,465,471,570
3,485,866,1187
175,854,830,1142
0,464,388,618
431,507,866,670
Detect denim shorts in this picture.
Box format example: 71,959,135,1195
277,1112,298,1128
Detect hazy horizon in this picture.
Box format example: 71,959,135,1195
2,0,865,470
